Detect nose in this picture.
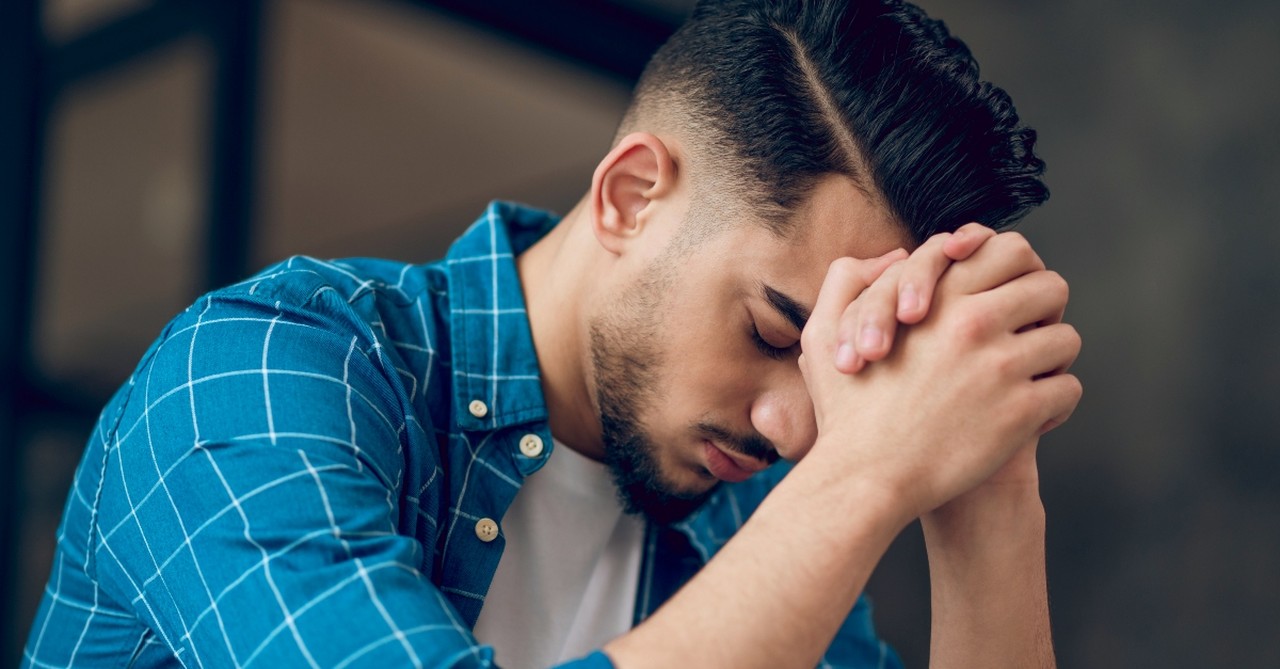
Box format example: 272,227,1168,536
750,373,818,462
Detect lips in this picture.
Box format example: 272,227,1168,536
703,440,769,483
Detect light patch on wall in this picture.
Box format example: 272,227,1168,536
255,0,632,265
34,38,209,393
43,0,151,43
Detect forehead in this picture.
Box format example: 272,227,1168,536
754,175,910,301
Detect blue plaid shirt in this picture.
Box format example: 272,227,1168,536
24,202,900,668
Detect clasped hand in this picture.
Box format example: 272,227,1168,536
797,224,1083,524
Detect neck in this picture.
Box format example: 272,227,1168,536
516,197,607,461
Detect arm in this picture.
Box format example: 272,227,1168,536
921,447,1056,669
88,291,488,667
605,439,910,669
606,235,1081,668
81,288,618,668
846,230,1072,668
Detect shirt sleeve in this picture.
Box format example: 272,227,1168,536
821,594,904,669
79,284,589,668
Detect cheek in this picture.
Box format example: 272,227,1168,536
656,332,754,411
642,275,759,425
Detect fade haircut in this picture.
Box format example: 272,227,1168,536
620,0,1048,242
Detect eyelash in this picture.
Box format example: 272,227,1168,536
750,324,790,361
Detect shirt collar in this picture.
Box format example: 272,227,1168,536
444,202,792,560
445,201,560,432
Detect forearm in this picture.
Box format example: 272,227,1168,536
604,444,908,669
922,485,1055,669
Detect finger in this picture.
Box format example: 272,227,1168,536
1008,322,1082,380
897,224,996,325
861,248,910,284
943,231,1046,296
805,250,907,354
845,263,904,364
941,223,997,262
1028,372,1083,437
975,269,1070,334
833,303,867,374
893,232,951,324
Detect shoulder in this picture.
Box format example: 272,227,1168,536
153,255,445,376
223,255,431,310
109,256,439,470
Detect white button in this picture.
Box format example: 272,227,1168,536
475,517,499,542
518,433,544,458
468,399,488,418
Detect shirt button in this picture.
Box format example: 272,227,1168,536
518,434,544,458
475,517,499,543
468,399,488,418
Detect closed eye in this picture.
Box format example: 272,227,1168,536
750,324,791,361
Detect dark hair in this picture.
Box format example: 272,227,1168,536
626,0,1048,242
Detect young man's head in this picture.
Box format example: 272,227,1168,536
575,0,1048,523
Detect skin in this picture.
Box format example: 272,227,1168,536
517,129,1081,667
521,132,910,483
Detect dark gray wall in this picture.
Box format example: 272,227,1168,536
868,1,1280,667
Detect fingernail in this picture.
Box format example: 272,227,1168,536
858,325,883,351
836,343,857,369
899,284,919,314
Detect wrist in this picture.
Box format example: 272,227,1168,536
921,482,1045,548
921,485,1046,600
799,433,921,538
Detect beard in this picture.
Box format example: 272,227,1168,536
589,271,713,526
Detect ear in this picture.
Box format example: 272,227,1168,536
589,132,679,256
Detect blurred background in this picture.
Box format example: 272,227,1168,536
1,0,1276,666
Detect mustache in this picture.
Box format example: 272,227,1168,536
694,422,779,465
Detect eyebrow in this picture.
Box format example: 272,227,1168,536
760,283,811,333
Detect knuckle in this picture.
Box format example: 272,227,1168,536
993,348,1020,378
999,233,1045,269
1034,274,1069,311
1063,323,1082,351
800,324,827,354
925,231,953,247
1045,270,1070,302
837,308,861,340
800,327,817,351
1011,238,1035,263
1001,230,1028,247
827,256,858,279
1057,375,1085,411
919,232,952,259
952,309,993,342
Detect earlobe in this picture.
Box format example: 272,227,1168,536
589,132,679,255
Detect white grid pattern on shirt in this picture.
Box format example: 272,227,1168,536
22,209,558,668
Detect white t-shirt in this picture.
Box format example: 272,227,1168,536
473,439,644,669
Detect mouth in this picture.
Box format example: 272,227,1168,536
702,439,770,483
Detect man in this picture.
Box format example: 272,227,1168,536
24,1,1080,667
